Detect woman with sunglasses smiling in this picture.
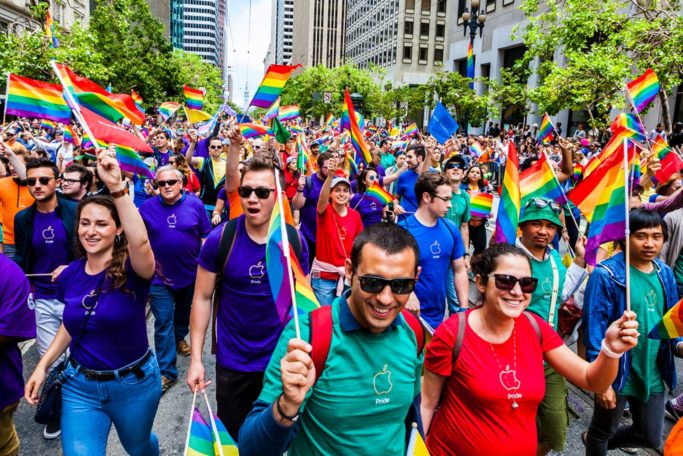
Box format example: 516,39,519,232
461,164,493,256
350,166,405,227
421,243,639,456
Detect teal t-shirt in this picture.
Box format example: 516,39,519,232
622,266,665,401
257,296,423,455
446,190,471,227
673,252,683,288
526,248,567,329
380,151,396,169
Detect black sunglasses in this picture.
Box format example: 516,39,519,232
210,145,223,150
357,275,417,295
27,176,55,186
491,274,538,293
238,186,275,199
445,162,464,170
157,179,180,187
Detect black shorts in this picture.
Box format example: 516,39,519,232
215,365,264,442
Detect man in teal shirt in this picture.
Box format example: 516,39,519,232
378,139,396,170
239,223,424,455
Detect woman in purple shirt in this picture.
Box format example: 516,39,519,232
25,151,160,455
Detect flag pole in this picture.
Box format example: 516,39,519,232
540,150,582,236
183,387,198,456
623,137,631,312
202,391,225,456
274,168,301,339
2,73,9,126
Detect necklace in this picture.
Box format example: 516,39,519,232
488,326,521,410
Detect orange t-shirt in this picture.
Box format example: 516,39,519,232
0,177,34,245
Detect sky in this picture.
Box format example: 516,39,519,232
226,0,272,108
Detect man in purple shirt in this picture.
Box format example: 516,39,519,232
140,165,212,393
0,253,35,455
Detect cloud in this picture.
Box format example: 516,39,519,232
226,0,271,108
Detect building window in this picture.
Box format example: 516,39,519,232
403,45,412,62
503,0,514,5
406,0,415,10
420,22,429,38
436,22,445,40
437,0,447,14
487,0,496,12
421,0,431,13
434,47,443,63
404,20,414,36
418,45,428,63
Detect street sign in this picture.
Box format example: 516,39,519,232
323,92,332,103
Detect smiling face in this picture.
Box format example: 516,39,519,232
345,244,419,334
156,169,183,204
330,182,351,206
240,169,276,228
78,202,122,256
477,254,532,320
406,151,420,170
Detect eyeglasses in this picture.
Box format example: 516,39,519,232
27,176,55,186
445,163,464,170
169,160,177,165
431,194,451,202
157,179,180,187
491,274,538,293
525,197,562,214
210,145,223,150
357,275,417,295
238,186,275,199
61,178,82,185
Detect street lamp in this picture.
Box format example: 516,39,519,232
461,0,487,41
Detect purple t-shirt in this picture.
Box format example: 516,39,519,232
350,193,384,227
140,193,212,289
197,216,288,372
58,258,151,370
299,173,325,243
0,254,35,410
30,211,71,298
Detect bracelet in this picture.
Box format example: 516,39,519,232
276,393,300,422
600,338,623,359
110,185,129,199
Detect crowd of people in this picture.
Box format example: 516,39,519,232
1,112,683,456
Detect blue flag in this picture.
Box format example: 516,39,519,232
427,102,459,144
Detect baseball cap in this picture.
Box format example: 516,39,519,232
331,176,351,189
519,197,562,227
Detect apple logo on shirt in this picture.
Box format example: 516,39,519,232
430,240,441,256
373,364,393,396
81,289,99,313
42,226,55,243
249,261,265,282
167,213,177,228
499,365,521,391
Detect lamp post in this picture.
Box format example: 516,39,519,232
461,0,486,134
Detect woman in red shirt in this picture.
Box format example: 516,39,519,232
421,243,640,456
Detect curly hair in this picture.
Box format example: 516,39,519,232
471,243,531,281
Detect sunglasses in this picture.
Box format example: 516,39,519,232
210,145,223,150
27,176,55,186
157,179,180,187
525,197,562,214
445,163,464,170
357,275,417,295
491,274,538,293
238,186,275,199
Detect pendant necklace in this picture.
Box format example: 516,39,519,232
488,325,521,410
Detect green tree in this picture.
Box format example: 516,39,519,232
427,71,488,128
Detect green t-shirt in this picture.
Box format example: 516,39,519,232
446,190,471,227
673,252,683,288
621,266,665,401
257,296,423,455
526,248,567,329
380,151,396,169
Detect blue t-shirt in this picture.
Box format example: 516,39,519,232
30,211,71,299
140,193,212,289
395,169,420,215
401,215,464,329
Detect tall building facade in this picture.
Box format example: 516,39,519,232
273,0,294,64
0,0,88,36
345,0,447,86
170,0,223,67
292,0,346,68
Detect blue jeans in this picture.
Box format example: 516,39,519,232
446,265,459,315
149,284,178,380
311,276,338,306
61,351,162,456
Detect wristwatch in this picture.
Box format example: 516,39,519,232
110,185,129,199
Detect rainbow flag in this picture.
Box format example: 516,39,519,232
568,141,637,265
40,119,56,132
536,113,555,144
407,424,430,456
63,125,80,145
495,141,521,244
211,413,238,456
277,105,300,122
91,138,154,179
405,123,419,137
649,298,683,340
184,85,204,110
45,11,59,48
263,97,280,121
466,40,474,88
611,113,646,139
342,148,359,177
652,134,683,182
341,88,372,167
366,183,393,206
290,243,320,317
185,107,213,124
185,407,214,456
266,186,295,323
296,134,309,172
5,74,71,123
470,192,494,218
131,90,144,113
572,163,583,182
626,68,659,113
158,101,181,121
391,140,407,152
250,64,302,108
583,114,646,178
239,123,269,139
81,132,94,150
325,114,335,126
469,143,483,157
520,152,567,204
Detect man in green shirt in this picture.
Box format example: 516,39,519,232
238,223,424,455
444,154,470,314
515,197,587,455
379,139,396,170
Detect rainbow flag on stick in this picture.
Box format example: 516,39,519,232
466,40,474,89
277,105,300,122
63,125,80,145
470,192,494,218
5,74,72,123
583,114,646,178
40,119,56,132
183,85,204,110
495,141,521,244
366,183,393,206
45,11,59,48
649,298,683,340
250,64,302,109
211,413,238,456
158,102,181,121
651,134,683,183
184,407,214,456
239,123,270,139
405,122,419,137
626,68,659,113
131,90,144,114
520,152,567,204
325,114,336,126
536,113,555,144
263,97,280,121
341,88,372,167
469,142,483,157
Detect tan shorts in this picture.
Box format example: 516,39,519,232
0,401,20,456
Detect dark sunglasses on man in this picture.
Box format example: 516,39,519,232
356,274,417,295
157,179,180,187
237,186,275,199
27,176,55,186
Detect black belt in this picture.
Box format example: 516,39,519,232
69,351,152,381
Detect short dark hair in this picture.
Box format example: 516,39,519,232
406,144,426,160
26,158,59,178
156,131,170,140
379,139,389,148
414,171,449,206
350,223,420,274
629,208,668,243
239,155,276,184
64,163,93,187
317,151,333,168
471,243,531,279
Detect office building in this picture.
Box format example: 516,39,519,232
291,0,346,68
271,0,294,64
170,0,223,67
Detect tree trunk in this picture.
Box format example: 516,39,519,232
659,89,672,134
586,105,596,129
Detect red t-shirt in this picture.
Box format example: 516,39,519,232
315,206,363,278
424,310,563,456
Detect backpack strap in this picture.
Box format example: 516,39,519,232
523,311,543,345
400,309,425,354
305,175,313,194
451,311,467,368
309,306,333,383
211,218,239,355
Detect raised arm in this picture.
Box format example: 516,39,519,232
184,131,200,167
225,125,243,193
317,164,335,215
555,137,573,183
0,141,27,180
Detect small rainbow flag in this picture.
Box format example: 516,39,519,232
366,182,393,206
263,97,280,121
495,141,521,244
649,298,683,340
405,123,419,137
296,134,309,172
239,123,269,139
5,74,72,123
466,40,474,88
183,85,204,110
652,134,683,182
612,113,646,140
250,64,302,109
40,119,56,131
626,69,659,113
520,152,567,204
131,90,144,113
91,138,154,179
211,413,238,456
290,243,320,318
537,113,555,144
469,143,483,157
470,192,494,218
277,105,300,122
63,125,80,145
45,11,59,48
185,407,214,456
572,163,583,182
325,114,335,126
158,101,181,121
341,88,372,167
